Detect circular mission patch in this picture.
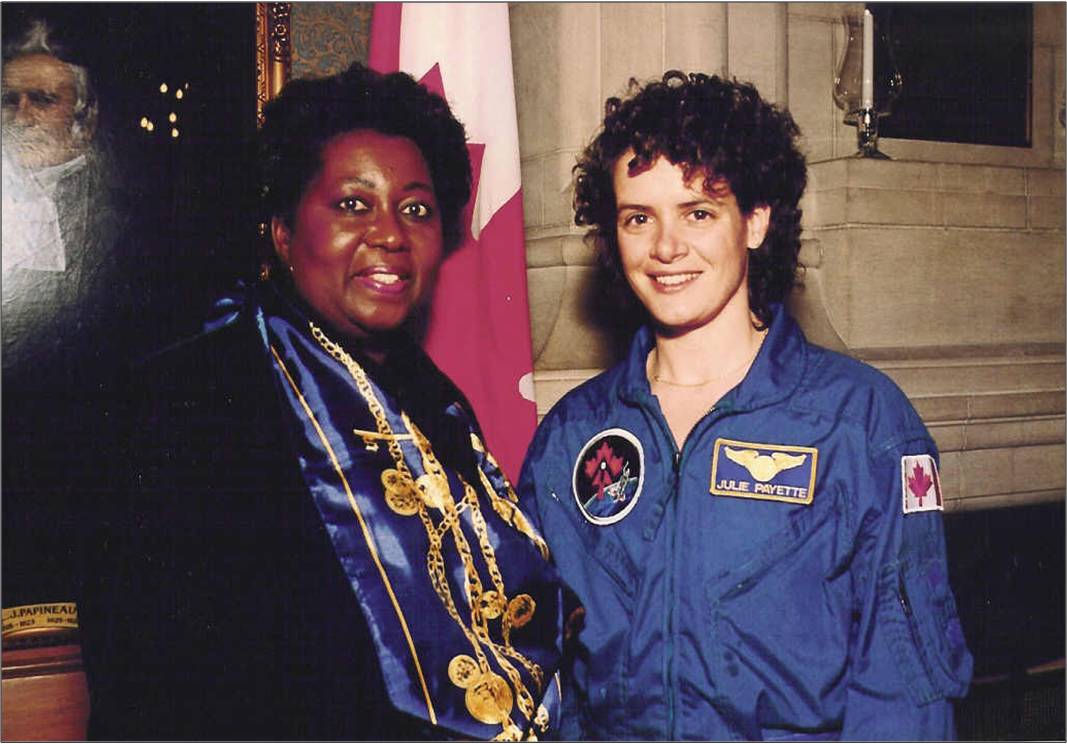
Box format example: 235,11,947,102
571,428,644,525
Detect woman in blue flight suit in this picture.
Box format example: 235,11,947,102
518,71,972,740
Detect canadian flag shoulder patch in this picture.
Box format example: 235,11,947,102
901,454,943,514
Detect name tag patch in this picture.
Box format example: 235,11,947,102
572,428,644,525
710,438,818,505
901,454,943,513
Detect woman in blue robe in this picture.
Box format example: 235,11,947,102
80,62,563,741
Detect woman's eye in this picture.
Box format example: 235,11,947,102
402,202,433,219
690,209,713,221
337,197,369,212
623,213,649,227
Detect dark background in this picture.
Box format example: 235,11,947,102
871,3,1032,147
1,2,259,617
3,2,260,344
946,501,1065,740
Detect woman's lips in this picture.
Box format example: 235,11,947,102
650,271,700,291
355,267,412,295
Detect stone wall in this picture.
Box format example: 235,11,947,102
510,2,1065,510
280,2,1064,509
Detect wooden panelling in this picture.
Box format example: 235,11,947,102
2,644,89,741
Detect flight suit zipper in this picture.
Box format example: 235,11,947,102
898,571,936,689
665,406,718,739
665,446,681,738
668,404,728,739
635,394,682,739
639,393,727,739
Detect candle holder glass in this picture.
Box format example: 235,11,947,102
833,12,903,159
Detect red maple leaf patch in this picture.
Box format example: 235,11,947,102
584,442,624,500
907,463,933,507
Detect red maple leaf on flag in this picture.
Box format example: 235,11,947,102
584,442,624,500
416,65,488,244
907,462,933,507
370,11,540,481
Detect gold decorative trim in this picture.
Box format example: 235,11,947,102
255,2,292,127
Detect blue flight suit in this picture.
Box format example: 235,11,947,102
518,305,972,740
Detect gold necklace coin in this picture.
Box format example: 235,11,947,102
478,590,506,620
534,703,550,731
493,723,524,742
381,468,419,516
506,594,536,628
415,472,450,511
448,653,481,689
465,672,514,725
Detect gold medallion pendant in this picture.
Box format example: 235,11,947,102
448,654,481,688
478,590,506,620
506,594,536,629
416,471,451,511
465,671,514,725
381,468,420,515
493,722,525,741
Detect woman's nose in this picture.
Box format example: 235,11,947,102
651,222,687,263
366,209,405,251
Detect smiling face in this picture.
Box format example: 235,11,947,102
272,129,444,343
614,153,769,336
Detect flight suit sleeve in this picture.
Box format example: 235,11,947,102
516,424,586,742
516,430,549,538
842,432,973,740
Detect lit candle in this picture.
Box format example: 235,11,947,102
861,9,874,110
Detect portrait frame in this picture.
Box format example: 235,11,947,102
255,2,293,127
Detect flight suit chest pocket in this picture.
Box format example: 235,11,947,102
702,486,855,730
705,484,851,605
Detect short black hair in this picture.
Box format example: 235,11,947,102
259,62,472,254
573,70,807,328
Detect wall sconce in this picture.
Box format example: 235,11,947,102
833,9,903,158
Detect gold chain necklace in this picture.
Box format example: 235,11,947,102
407,416,544,717
308,322,547,739
650,330,766,388
471,435,550,561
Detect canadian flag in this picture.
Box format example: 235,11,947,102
370,3,536,481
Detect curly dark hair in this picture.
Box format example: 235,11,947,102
259,62,471,255
573,70,807,329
